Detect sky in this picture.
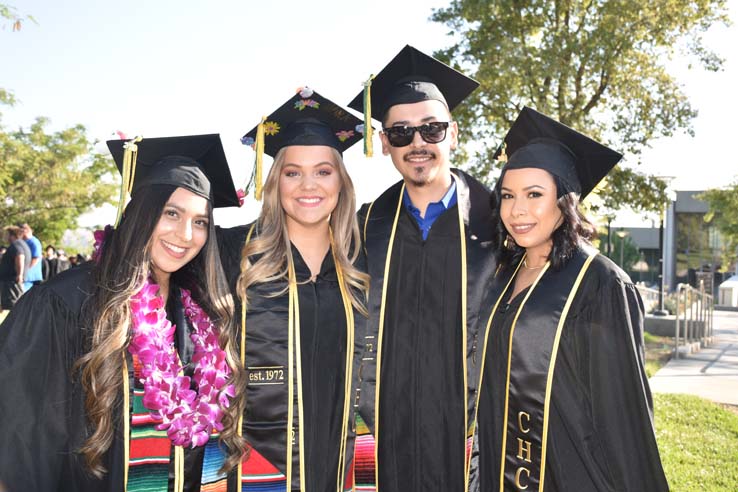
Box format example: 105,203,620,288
2,0,737,231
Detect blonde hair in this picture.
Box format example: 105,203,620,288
237,146,369,314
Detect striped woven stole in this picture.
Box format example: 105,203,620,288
353,413,376,491
128,354,171,491
127,355,230,492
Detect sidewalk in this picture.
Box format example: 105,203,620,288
649,309,738,406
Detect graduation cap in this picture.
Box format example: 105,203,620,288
107,134,239,226
347,45,479,156
241,87,364,200
494,107,623,199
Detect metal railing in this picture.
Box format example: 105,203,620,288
636,285,660,312
674,281,714,359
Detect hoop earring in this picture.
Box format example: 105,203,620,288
504,234,516,249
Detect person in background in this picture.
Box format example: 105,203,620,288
55,249,72,274
42,245,56,282
0,226,31,313
20,223,43,289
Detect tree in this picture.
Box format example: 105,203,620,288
699,182,738,272
1,4,115,245
431,0,729,214
0,104,117,244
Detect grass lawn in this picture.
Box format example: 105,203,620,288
655,393,738,491
644,332,673,378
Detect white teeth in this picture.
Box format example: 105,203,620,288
298,197,321,204
163,241,185,253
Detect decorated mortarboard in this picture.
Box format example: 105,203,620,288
107,134,239,225
240,87,364,200
493,107,623,199
347,45,479,156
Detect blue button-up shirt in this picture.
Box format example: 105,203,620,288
403,181,458,240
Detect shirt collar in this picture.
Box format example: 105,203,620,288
402,180,457,213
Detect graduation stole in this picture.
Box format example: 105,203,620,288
474,246,597,492
356,174,481,492
236,224,356,492
120,301,229,492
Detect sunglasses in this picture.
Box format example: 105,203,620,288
382,121,450,147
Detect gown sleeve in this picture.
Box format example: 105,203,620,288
0,285,81,492
574,265,669,491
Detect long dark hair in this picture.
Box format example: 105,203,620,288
490,173,597,270
76,184,245,476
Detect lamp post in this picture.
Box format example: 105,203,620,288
654,178,676,316
606,214,615,258
616,229,629,269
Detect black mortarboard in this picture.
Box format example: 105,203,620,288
107,134,239,214
347,45,480,123
241,87,364,158
494,107,622,199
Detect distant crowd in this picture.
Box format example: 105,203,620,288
0,223,90,313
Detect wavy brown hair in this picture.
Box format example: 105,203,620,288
75,184,246,477
491,173,597,271
236,146,369,313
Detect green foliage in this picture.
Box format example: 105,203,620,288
654,393,738,491
0,4,112,246
431,0,729,213
1,3,37,31
0,109,117,244
699,182,738,271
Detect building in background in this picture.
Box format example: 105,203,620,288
621,191,735,296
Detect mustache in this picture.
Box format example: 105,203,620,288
403,149,436,161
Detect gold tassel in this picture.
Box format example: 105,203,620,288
254,116,266,201
114,136,143,227
363,75,374,157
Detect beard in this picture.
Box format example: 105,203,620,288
403,150,438,187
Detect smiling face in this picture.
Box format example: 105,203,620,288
279,145,341,235
380,99,458,192
149,187,210,284
500,167,563,262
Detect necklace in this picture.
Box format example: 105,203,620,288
522,259,545,270
128,279,235,447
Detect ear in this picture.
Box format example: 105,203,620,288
379,132,391,156
449,120,459,150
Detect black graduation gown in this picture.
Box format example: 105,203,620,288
477,254,669,492
218,225,352,492
355,169,496,492
0,264,218,492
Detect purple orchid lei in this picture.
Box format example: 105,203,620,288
127,279,236,447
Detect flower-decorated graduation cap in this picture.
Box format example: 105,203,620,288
241,87,364,200
107,134,239,225
347,44,480,156
494,107,623,199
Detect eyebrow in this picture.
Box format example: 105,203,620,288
283,161,336,168
500,184,547,192
165,202,209,219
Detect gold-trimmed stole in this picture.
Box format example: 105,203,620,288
474,247,598,492
236,225,355,492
